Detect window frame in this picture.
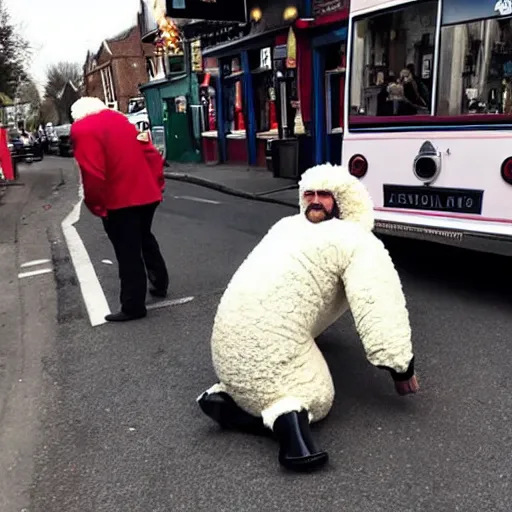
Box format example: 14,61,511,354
348,0,440,128
347,0,512,131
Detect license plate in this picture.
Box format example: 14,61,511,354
383,184,483,214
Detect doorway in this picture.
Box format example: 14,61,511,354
164,96,200,162
312,29,347,165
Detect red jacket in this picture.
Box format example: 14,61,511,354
71,109,165,217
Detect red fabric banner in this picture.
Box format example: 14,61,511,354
0,128,14,180
297,35,312,124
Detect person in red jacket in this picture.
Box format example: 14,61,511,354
70,97,169,322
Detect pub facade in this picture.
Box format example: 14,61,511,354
138,0,350,171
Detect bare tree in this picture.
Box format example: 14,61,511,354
0,0,30,98
40,97,58,125
44,61,83,124
17,77,41,129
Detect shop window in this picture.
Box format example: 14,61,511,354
350,0,438,118
199,73,217,132
222,78,245,133
437,18,512,115
248,47,276,133
220,57,245,134
252,71,275,132
168,54,185,74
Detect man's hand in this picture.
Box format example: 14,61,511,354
378,356,419,396
394,374,419,396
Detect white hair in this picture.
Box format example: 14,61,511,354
71,97,108,121
298,163,375,231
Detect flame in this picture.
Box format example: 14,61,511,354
151,0,182,55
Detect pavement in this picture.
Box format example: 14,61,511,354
0,157,80,512
1,157,512,511
165,162,299,206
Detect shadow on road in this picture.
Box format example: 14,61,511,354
379,235,512,304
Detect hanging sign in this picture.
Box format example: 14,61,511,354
165,0,247,22
260,47,271,70
312,0,348,17
286,27,297,69
191,39,203,71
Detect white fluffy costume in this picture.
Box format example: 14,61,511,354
198,163,417,472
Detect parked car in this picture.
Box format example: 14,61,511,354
54,124,73,157
8,128,44,163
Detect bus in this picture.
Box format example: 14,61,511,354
342,0,512,255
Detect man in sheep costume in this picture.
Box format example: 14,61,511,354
197,163,419,472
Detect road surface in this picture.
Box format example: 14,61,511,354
1,157,511,512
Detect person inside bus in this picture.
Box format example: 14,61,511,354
400,68,427,114
384,69,426,116
406,63,430,108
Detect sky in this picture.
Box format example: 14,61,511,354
4,0,143,94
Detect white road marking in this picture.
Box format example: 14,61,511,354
173,195,221,205
62,182,111,326
147,296,194,310
18,268,53,279
20,258,51,268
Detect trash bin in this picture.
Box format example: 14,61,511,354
271,138,299,179
265,139,275,173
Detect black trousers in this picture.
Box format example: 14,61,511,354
102,201,169,315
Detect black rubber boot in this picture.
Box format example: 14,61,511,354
198,391,270,436
272,410,328,472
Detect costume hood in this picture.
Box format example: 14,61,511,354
71,97,108,121
298,163,374,231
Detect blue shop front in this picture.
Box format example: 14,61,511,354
293,0,348,167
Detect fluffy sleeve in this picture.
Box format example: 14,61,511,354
340,232,413,374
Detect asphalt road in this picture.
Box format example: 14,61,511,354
2,157,512,511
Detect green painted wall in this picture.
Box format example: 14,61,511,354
160,75,189,99
142,86,163,126
140,44,202,163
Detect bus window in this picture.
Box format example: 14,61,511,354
350,0,438,117
437,18,512,116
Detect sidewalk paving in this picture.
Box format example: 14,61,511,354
164,162,300,205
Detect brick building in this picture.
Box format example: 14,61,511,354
83,18,156,114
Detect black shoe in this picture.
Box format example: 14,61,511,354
198,391,270,436
272,410,328,472
105,311,147,322
149,287,167,298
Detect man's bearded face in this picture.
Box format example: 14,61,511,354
304,190,337,223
